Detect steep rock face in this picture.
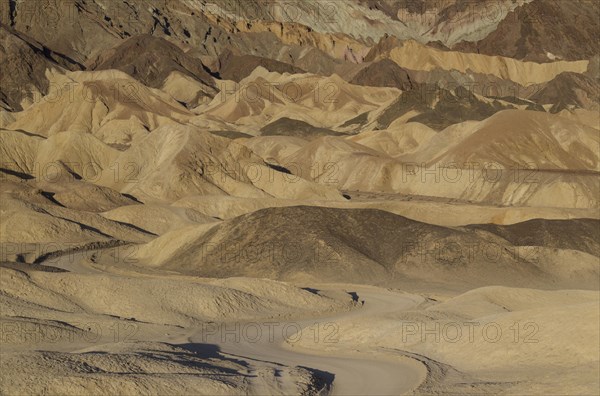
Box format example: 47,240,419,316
0,0,532,69
530,72,600,112
368,0,532,46
0,0,367,65
587,56,600,82
2,0,126,62
0,0,265,62
375,85,514,130
0,24,82,111
217,49,305,81
208,0,526,46
350,59,414,90
455,0,600,62
3,0,598,67
88,34,216,99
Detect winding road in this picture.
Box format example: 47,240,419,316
188,287,426,395
48,250,427,395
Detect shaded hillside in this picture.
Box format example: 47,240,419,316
468,219,600,257
139,206,599,284
530,72,600,112
349,59,414,90
217,49,305,82
376,85,514,130
455,0,600,62
89,35,216,93
0,24,83,111
260,118,346,139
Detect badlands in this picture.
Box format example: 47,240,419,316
0,0,599,395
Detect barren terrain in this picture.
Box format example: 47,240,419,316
1,1,599,395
